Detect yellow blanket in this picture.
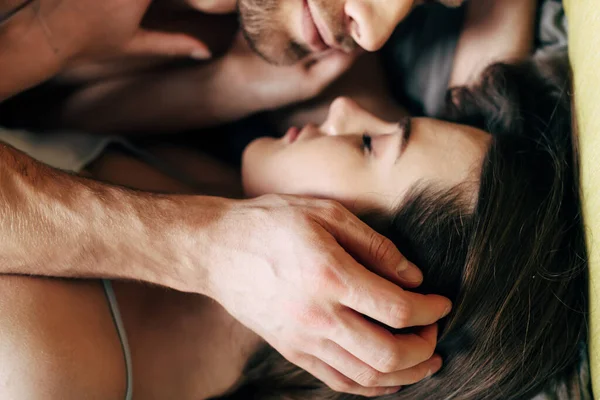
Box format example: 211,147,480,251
563,0,599,397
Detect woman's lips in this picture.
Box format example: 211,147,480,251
284,126,301,144
302,0,328,52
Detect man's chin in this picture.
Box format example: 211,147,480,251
238,0,313,65
245,34,312,66
253,45,302,67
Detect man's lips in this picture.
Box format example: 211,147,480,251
302,0,328,52
306,0,339,50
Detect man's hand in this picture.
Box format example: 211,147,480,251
0,0,220,99
179,0,237,14
57,33,356,133
58,0,215,62
219,33,357,113
205,195,451,396
0,143,449,395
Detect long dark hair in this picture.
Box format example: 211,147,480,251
218,53,589,399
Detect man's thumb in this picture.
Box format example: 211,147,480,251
305,52,356,89
125,29,212,59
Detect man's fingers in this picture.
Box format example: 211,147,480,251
330,310,440,372
302,52,356,94
317,339,443,387
337,258,451,328
321,206,424,288
125,29,212,59
292,353,401,397
179,0,237,14
397,290,452,327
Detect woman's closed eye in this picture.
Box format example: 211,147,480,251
362,133,373,154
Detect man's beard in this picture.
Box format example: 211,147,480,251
238,0,357,65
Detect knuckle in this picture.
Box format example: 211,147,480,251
375,349,402,374
289,211,312,232
388,300,411,329
355,369,382,387
319,200,346,221
403,365,425,384
311,261,346,295
369,233,396,264
281,349,305,365
292,303,336,333
329,377,354,393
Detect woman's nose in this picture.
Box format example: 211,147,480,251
321,97,363,136
344,0,414,52
321,97,395,136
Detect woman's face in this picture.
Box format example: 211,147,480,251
242,97,491,213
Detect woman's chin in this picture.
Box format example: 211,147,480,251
241,136,282,197
241,141,268,198
240,165,259,198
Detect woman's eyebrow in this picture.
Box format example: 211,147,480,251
0,0,35,25
395,117,412,163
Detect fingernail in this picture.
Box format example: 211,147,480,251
442,303,452,317
190,49,212,60
426,355,443,378
397,262,422,284
433,354,443,371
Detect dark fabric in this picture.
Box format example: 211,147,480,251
381,3,466,117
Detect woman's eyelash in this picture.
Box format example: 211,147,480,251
362,133,373,153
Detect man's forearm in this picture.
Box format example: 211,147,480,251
60,60,256,134
449,0,538,87
0,142,227,293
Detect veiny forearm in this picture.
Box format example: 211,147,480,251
60,60,255,134
449,0,538,87
0,143,227,294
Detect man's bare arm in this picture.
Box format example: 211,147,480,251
449,0,538,87
0,142,453,395
59,36,355,134
59,60,255,134
0,142,225,293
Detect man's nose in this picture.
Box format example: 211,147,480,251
345,0,414,52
